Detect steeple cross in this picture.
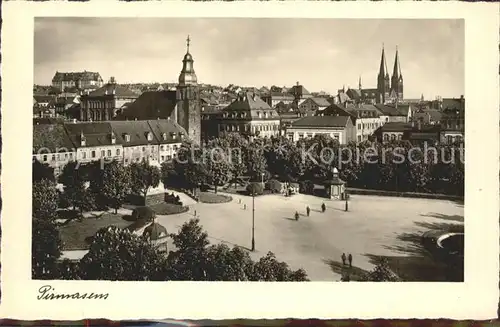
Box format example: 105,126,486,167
186,35,191,52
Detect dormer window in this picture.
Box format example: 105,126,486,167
171,132,177,140
162,133,167,141
265,112,269,118
111,132,116,144
123,133,131,142
258,111,262,118
180,132,185,139
147,132,153,141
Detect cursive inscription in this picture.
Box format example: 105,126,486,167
37,285,109,300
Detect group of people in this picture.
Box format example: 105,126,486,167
341,253,353,267
295,202,327,221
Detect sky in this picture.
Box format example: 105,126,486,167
34,18,464,99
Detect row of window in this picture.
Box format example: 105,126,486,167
358,121,381,130
383,134,403,141
222,111,275,119
219,124,279,133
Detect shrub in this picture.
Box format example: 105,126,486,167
266,179,282,193
165,192,183,206
246,182,264,196
131,206,156,222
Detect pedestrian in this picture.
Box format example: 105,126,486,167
321,202,326,213
295,211,300,221
306,206,310,217
238,198,241,204
194,210,197,217
348,253,353,267
345,200,349,212
341,253,346,266
243,204,247,210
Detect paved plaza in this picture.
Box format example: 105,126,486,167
153,193,464,281
61,192,464,280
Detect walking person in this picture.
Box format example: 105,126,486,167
348,253,353,268
341,253,347,266
321,202,326,213
295,211,300,221
306,206,310,217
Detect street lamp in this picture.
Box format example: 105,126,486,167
251,188,256,251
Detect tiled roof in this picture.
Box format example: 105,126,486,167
147,119,187,144
34,95,55,103
338,92,351,103
33,124,75,153
361,88,378,99
117,90,177,120
374,104,407,116
310,97,331,107
321,104,354,118
224,92,279,119
346,88,362,100
52,71,102,83
442,98,464,111
109,120,158,146
379,122,411,132
291,115,350,128
64,121,114,148
289,85,311,96
88,84,140,98
345,104,383,118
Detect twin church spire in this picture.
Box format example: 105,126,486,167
377,44,403,103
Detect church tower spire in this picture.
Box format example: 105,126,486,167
178,35,197,86
176,35,201,145
377,44,390,104
391,46,404,101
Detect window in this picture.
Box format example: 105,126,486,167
160,145,164,151
83,152,87,159
219,124,225,131
173,145,178,151
391,134,396,141
101,150,105,157
162,133,167,141
108,150,112,157
124,134,130,142
69,153,73,159
147,132,153,141
142,147,146,152
43,155,48,162
383,134,389,141
298,133,304,139
116,149,120,156
65,153,68,159
91,151,96,158
447,135,453,144
358,124,361,130
161,156,165,162
358,135,362,142
397,134,402,140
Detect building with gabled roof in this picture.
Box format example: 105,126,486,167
52,70,104,91
218,92,280,138
33,123,77,174
285,114,356,144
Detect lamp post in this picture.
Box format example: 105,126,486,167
251,189,255,252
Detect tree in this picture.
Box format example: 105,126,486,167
166,218,210,280
32,218,62,279
32,159,55,182
205,147,232,194
246,182,264,196
58,161,90,213
251,252,309,281
99,161,132,213
361,257,400,282
245,145,267,182
129,160,161,202
33,179,58,221
79,226,167,281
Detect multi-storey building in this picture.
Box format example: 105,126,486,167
33,123,76,175
285,115,356,144
52,71,104,91
79,79,140,121
218,92,281,138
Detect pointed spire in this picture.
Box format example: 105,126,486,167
358,75,362,90
379,44,388,77
393,46,401,79
186,35,191,53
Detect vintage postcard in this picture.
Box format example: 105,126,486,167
0,0,499,321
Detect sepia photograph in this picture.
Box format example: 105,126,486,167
31,17,466,283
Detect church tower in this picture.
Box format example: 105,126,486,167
391,47,404,101
377,45,391,104
176,35,201,145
